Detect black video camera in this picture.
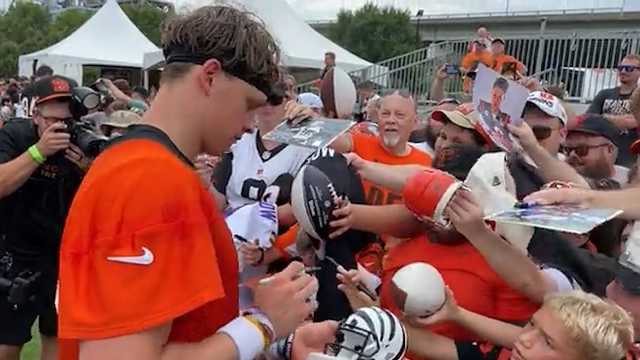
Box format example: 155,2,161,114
0,270,41,309
64,87,109,158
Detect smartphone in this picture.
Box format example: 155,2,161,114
445,64,460,76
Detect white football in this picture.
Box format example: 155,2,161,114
390,262,446,318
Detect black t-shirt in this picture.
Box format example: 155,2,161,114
456,342,510,360
0,118,83,263
587,87,638,166
305,148,375,322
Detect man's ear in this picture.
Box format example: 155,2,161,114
559,127,567,141
198,59,223,95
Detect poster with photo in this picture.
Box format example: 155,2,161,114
473,64,530,152
485,205,623,234
263,117,355,149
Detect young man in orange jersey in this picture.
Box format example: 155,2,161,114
57,6,335,360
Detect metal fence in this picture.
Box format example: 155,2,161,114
296,30,640,104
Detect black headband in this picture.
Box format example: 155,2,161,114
163,44,275,99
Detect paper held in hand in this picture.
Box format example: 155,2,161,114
473,64,529,152
263,117,356,149
484,205,623,234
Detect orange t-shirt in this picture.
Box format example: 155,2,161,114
492,54,526,74
461,51,494,71
351,132,432,206
58,139,238,357
380,234,538,342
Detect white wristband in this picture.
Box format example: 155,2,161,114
217,316,264,360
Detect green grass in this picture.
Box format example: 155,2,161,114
20,325,40,360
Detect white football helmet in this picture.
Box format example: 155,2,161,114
308,306,407,360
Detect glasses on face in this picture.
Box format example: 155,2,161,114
562,143,610,157
530,125,559,141
617,65,640,73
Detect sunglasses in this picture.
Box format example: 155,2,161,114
531,125,558,141
562,143,610,157
617,65,640,73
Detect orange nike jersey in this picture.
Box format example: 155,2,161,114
57,140,238,355
351,132,432,206
380,234,538,342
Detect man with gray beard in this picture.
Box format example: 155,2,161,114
331,90,432,205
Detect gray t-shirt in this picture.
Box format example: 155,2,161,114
587,87,638,166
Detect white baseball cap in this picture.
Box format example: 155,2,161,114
525,91,568,126
297,92,323,110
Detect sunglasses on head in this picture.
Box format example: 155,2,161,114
617,65,640,73
562,143,610,157
531,125,555,141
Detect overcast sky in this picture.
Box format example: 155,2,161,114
283,0,636,20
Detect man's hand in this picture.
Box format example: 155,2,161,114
523,187,592,207
65,143,91,171
507,121,538,152
336,268,379,310
285,101,316,126
329,196,352,239
36,122,71,157
403,287,460,327
445,189,488,239
239,241,265,266
291,321,339,360
435,65,449,81
342,152,368,175
194,154,218,187
255,262,318,338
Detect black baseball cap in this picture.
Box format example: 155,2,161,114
24,75,77,106
569,114,620,147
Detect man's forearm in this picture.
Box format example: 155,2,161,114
588,188,640,219
430,78,446,102
466,227,553,303
524,144,589,188
406,325,458,360
0,152,39,199
163,333,238,360
329,134,353,154
605,114,638,130
359,162,427,193
351,204,423,238
452,308,522,348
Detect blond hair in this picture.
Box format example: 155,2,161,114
624,54,640,65
544,291,633,360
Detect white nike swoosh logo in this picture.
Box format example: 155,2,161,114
107,247,154,265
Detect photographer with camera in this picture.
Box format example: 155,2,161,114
0,75,89,360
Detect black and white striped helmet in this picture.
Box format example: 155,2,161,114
324,306,407,360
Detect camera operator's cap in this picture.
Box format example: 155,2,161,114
616,222,640,295
101,110,142,128
25,75,77,106
525,91,568,127
569,114,620,147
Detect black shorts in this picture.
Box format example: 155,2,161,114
0,256,58,346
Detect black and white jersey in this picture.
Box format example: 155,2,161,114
214,130,314,210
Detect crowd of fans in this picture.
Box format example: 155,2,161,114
2,8,640,360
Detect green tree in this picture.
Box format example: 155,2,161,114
327,4,418,63
123,3,169,46
47,9,92,44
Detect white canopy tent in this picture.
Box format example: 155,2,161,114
143,0,375,73
18,0,160,84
